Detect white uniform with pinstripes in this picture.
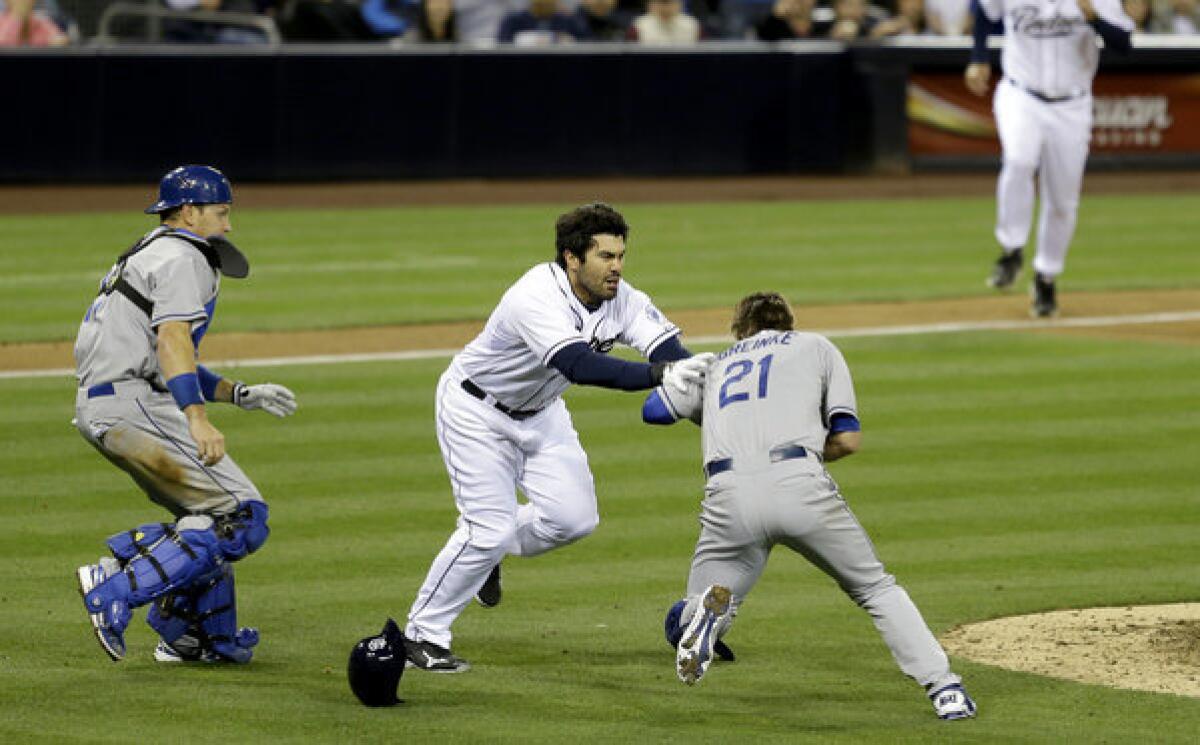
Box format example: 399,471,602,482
982,0,1134,278
677,330,959,691
406,262,680,649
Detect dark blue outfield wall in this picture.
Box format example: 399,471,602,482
3,43,851,182
6,41,1198,182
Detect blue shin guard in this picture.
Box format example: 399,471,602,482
81,519,221,618
147,565,259,663
194,564,258,662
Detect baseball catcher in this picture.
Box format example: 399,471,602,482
73,165,296,663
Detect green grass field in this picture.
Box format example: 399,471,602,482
2,193,1199,742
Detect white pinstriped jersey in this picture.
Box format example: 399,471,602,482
979,0,1133,98
451,262,679,412
75,229,218,388
699,331,857,464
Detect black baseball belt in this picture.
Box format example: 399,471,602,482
704,443,812,479
1005,77,1087,104
461,379,543,421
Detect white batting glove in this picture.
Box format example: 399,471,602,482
662,353,715,394
233,382,297,418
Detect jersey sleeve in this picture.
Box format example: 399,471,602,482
1089,0,1135,31
507,283,589,365
614,283,680,358
146,248,210,330
821,337,858,427
976,0,1003,23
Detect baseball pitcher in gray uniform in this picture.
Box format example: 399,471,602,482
73,165,296,664
644,292,976,720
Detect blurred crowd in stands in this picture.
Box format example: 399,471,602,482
2,0,1197,47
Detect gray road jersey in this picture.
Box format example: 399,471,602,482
701,330,857,464
74,230,218,388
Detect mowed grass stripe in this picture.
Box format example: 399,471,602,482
3,193,1200,343
2,205,1199,739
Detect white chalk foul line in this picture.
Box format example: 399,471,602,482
4,309,1199,382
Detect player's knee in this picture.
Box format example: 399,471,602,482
1001,158,1037,178
213,501,269,561
557,509,599,543
845,572,897,607
1044,198,1079,220
469,519,518,554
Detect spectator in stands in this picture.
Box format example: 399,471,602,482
923,0,968,34
415,0,456,40
0,0,68,46
359,0,413,38
755,0,826,39
870,0,926,36
822,0,877,39
630,0,702,43
499,0,580,45
163,0,274,43
1123,0,1153,30
272,0,375,41
455,0,523,44
1153,0,1199,32
723,0,777,39
572,0,630,40
687,0,727,37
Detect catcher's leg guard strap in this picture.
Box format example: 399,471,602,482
86,521,222,610
147,592,198,644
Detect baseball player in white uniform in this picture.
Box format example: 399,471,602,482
73,165,296,664
400,202,714,672
644,292,976,720
966,0,1133,317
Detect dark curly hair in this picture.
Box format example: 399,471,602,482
554,202,629,267
731,292,795,340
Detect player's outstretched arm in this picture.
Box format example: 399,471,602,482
194,365,297,418
548,342,713,393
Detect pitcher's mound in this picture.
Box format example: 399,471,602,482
942,603,1200,698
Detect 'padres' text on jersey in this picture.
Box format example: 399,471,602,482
452,262,679,412
75,229,219,388
700,330,856,465
980,0,1134,98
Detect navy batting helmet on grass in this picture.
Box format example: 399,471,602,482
145,165,233,214
348,618,406,707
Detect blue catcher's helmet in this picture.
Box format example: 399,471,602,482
145,165,233,214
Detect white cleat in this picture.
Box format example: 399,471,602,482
929,684,977,720
675,585,732,686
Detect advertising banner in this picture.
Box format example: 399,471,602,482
908,71,1200,155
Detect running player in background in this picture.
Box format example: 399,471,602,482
645,292,976,720
966,0,1133,317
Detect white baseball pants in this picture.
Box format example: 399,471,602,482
405,369,599,648
993,80,1092,279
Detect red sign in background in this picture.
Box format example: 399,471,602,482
908,72,1200,156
